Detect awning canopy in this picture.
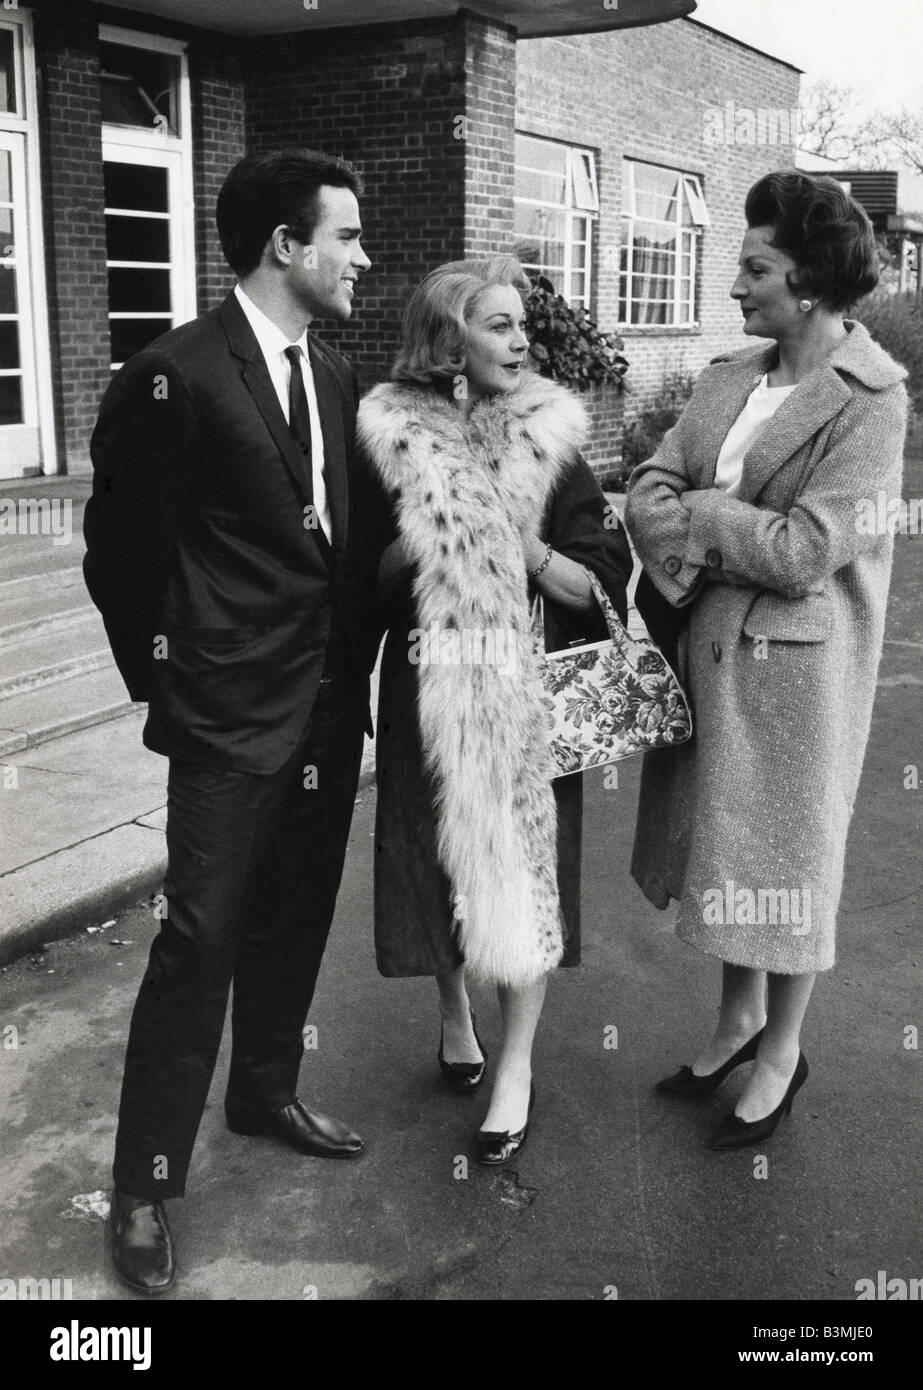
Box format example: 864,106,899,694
100,0,697,38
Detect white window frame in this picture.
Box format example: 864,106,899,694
100,25,196,364
514,134,599,310
619,160,709,329
0,9,57,474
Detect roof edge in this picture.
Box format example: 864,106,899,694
684,16,803,75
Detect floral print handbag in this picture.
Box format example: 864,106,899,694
534,568,693,777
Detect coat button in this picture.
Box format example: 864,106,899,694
705,547,723,569
663,555,681,577
712,641,722,662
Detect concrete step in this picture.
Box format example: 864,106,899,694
0,613,113,696
0,566,93,642
0,544,87,585
0,663,137,756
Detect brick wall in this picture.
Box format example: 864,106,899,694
245,17,471,392
517,17,802,446
35,2,110,473
463,16,516,258
189,38,246,311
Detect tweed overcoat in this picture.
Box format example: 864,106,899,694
625,322,908,973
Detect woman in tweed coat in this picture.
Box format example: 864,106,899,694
625,172,908,1149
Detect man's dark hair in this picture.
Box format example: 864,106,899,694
745,170,879,312
216,148,363,278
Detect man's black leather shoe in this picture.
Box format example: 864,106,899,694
225,1098,365,1158
108,1190,175,1294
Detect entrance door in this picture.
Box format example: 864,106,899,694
0,129,41,478
102,140,193,370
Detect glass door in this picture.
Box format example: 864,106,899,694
102,141,191,370
0,128,40,478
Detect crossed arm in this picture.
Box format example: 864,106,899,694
625,383,907,607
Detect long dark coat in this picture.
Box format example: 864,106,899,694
372,449,632,979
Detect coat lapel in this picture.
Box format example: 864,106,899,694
696,364,765,488
218,294,336,568
737,366,852,502
218,294,314,509
309,338,349,553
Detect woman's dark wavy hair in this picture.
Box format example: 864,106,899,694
745,170,879,311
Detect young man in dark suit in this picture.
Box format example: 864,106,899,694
84,149,379,1294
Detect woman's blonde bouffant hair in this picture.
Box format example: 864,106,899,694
391,254,531,387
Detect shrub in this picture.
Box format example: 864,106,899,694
525,274,629,393
614,370,696,485
854,291,923,424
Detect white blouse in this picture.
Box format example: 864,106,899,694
713,373,797,497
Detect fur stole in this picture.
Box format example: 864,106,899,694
358,374,588,985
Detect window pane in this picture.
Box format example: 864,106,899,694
517,168,568,206
683,175,711,227
100,41,180,136
0,319,19,369
106,213,171,263
0,373,22,424
104,162,169,214
0,148,11,204
571,152,598,212
631,275,674,295
0,29,16,115
108,267,172,313
0,264,18,315
631,163,681,223
515,135,568,207
110,317,172,364
514,203,567,274
515,134,567,178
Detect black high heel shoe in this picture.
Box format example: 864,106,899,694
708,1051,808,1150
475,1083,535,1166
654,1027,764,1097
438,1009,487,1093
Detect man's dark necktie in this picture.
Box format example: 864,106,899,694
284,344,314,501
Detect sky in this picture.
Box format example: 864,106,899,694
691,0,923,115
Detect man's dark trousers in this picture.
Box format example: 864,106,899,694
113,643,365,1201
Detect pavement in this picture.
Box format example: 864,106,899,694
0,455,920,1303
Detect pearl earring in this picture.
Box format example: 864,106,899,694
798,299,813,313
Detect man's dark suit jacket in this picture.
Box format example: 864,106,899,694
84,292,384,775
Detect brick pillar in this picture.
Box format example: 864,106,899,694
245,16,475,390
190,37,246,312
35,2,109,473
462,14,516,258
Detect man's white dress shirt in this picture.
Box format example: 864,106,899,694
234,283,332,544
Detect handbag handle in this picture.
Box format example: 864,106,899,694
532,564,629,655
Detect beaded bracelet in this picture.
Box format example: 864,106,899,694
528,541,553,580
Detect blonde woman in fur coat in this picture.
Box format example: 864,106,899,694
357,257,632,1164
626,172,908,1150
